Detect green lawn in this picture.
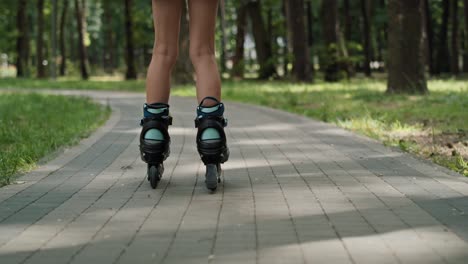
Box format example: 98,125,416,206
1,77,467,176
0,77,146,92
0,93,110,186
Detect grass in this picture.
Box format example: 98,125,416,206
0,77,146,92
1,77,467,176
0,93,111,186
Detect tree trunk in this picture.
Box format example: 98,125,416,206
16,0,28,78
282,0,289,77
424,0,435,75
36,0,46,78
306,0,315,75
361,0,372,76
321,0,341,82
173,0,192,84
435,0,450,74
380,0,388,56
464,0,468,72
450,0,460,75
219,0,227,74
387,0,427,94
286,0,312,82
59,0,69,76
25,12,32,75
102,0,114,73
74,0,89,79
376,26,384,62
343,0,352,41
124,0,137,79
68,11,76,62
232,3,247,79
376,0,386,64
246,0,277,79
51,0,58,79
267,7,273,45
306,1,314,46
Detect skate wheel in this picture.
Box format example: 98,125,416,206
148,164,162,189
217,163,222,183
205,164,220,191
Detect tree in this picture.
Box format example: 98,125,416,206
435,0,450,74
321,0,341,82
424,0,435,75
306,0,314,46
4,0,458,81
361,0,372,76
306,0,315,75
387,0,428,94
376,0,387,63
101,0,115,73
343,0,352,41
246,0,277,79
15,0,28,77
450,0,460,75
59,0,69,76
282,0,289,77
232,3,247,78
286,0,312,81
51,0,58,79
464,0,468,72
37,0,46,78
74,0,89,79
124,0,137,79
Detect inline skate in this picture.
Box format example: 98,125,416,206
139,103,172,189
195,97,230,191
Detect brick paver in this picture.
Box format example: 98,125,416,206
1,91,468,264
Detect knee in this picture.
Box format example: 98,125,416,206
153,44,178,68
189,45,214,65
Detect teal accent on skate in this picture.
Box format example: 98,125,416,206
144,129,164,141
143,103,169,118
147,107,167,114
201,128,220,140
200,105,220,113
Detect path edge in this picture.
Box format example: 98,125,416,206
0,92,121,200
226,99,468,182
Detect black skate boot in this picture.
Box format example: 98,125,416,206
139,103,172,189
195,97,230,191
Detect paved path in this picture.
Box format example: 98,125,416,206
1,91,468,264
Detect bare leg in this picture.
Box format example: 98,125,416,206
146,0,182,104
188,0,221,106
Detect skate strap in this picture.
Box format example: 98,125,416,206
140,115,172,126
195,116,227,146
194,115,227,128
